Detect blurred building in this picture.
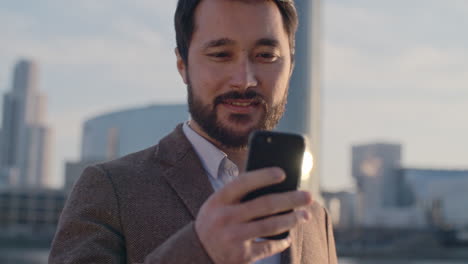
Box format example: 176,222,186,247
64,104,188,192
322,191,357,229
352,143,401,226
0,188,66,237
277,0,322,201
401,168,468,229
0,59,51,188
349,142,468,229
81,104,187,161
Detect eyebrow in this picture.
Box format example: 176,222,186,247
202,38,281,50
255,38,280,48
203,38,236,49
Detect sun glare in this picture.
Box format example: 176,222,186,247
301,150,314,180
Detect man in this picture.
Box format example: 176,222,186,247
49,0,338,263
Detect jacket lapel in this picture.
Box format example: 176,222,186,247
155,124,215,218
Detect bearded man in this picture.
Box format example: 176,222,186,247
49,0,338,263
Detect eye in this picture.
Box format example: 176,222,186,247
207,52,232,60
256,52,279,62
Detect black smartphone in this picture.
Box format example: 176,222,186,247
241,130,306,240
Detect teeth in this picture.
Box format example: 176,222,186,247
230,102,251,107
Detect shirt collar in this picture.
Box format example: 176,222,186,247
182,121,227,179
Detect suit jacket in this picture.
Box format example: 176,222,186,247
49,124,338,264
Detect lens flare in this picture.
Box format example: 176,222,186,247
301,151,314,180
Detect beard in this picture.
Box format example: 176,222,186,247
187,83,288,150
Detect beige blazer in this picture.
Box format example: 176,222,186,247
49,124,338,264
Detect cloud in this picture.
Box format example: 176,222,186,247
0,11,184,100
324,0,468,51
323,0,468,103
324,42,468,100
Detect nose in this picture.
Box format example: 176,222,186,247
229,58,258,91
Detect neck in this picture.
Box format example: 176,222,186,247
188,120,248,172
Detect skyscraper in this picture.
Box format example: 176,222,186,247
352,143,401,226
277,0,322,200
0,59,51,188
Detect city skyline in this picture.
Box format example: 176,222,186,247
0,0,467,190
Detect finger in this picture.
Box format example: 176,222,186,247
216,167,285,204
242,209,311,240
236,190,312,222
249,236,292,262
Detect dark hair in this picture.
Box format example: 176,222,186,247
174,0,298,65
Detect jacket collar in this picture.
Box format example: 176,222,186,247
155,123,215,219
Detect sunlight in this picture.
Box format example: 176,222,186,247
302,150,314,180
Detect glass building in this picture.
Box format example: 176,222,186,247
81,104,188,161
65,104,188,192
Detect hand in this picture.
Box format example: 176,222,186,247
195,167,313,264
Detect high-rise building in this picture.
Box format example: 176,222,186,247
0,59,51,188
352,143,401,226
277,0,322,200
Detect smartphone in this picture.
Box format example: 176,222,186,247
241,130,306,240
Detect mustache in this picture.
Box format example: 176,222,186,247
213,90,267,106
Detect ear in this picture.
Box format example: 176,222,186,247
175,47,188,84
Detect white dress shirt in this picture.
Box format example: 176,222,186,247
183,122,281,264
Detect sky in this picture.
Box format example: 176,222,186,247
0,0,467,191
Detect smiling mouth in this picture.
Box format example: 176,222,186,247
222,99,261,107
218,100,262,115
230,102,251,107
223,101,259,107
213,90,266,110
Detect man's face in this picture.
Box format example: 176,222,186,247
177,0,292,149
